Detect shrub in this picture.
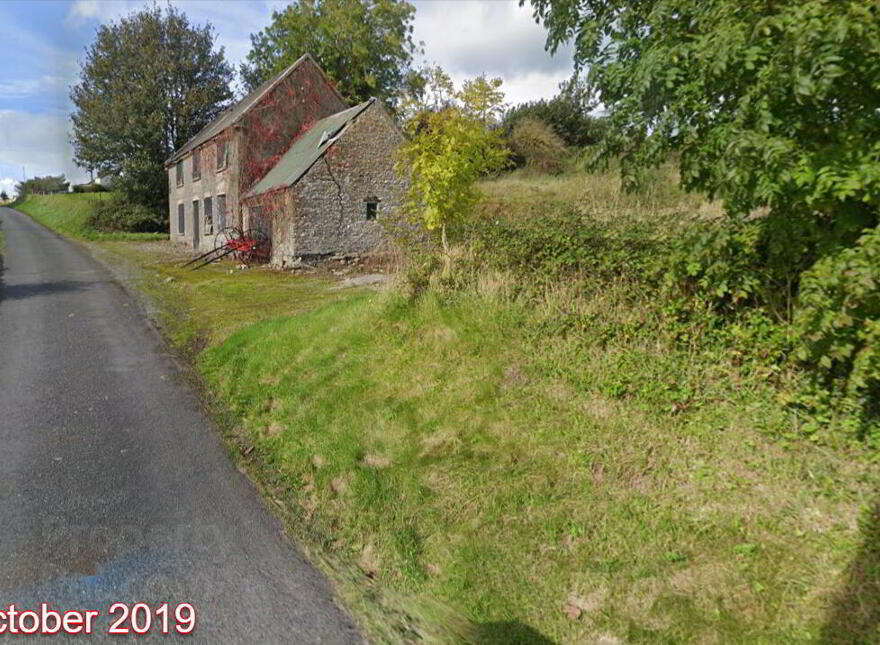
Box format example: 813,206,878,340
795,224,880,440
507,117,568,174
662,212,827,319
86,194,165,233
468,207,665,286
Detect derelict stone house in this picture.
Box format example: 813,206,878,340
165,54,405,266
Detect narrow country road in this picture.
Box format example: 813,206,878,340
0,207,362,642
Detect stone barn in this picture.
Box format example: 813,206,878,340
165,53,405,265
241,98,405,266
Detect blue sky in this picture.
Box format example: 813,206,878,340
0,0,574,195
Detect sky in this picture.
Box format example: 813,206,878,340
0,0,575,195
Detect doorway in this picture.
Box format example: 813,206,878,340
192,200,200,249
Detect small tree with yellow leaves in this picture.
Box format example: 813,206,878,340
397,79,509,270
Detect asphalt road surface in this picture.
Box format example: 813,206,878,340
0,207,363,643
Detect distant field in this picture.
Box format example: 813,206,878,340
15,193,166,241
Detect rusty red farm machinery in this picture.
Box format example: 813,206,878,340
182,227,270,270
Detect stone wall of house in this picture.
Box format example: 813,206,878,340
168,130,242,251
271,102,407,265
238,58,347,197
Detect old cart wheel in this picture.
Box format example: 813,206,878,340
240,229,269,265
214,226,242,252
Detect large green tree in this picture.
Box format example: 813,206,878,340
241,0,419,107
71,4,233,218
526,0,880,231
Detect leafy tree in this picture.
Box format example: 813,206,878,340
71,4,233,221
502,75,605,148
241,0,419,107
526,0,880,230
397,78,510,267
0,190,8,201
16,175,69,196
397,64,456,119
457,75,506,125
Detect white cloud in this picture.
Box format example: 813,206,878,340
66,0,104,26
0,176,16,197
412,0,574,103
0,76,68,100
0,110,87,186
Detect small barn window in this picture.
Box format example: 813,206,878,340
177,203,185,234
365,198,379,221
192,149,201,180
216,194,226,230
204,196,213,235
175,161,183,187
216,141,227,171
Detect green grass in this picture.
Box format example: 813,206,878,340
191,280,877,643
15,193,166,241
139,256,347,351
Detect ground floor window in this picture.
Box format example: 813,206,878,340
204,196,213,235
177,203,185,234
365,197,379,221
217,194,226,230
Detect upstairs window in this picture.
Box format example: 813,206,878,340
192,149,201,180
177,203,185,234
175,161,183,187
364,197,379,221
216,141,228,171
204,196,213,235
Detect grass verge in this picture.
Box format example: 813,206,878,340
15,193,166,241
195,282,878,644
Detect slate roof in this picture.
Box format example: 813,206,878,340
244,99,375,199
165,54,342,166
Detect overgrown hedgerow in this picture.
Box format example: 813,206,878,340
795,224,880,443
432,183,880,443
86,194,166,233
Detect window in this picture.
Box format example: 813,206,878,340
216,141,228,171
365,198,379,221
175,161,183,187
192,148,201,180
216,194,226,230
204,197,213,235
192,200,200,230
177,203,185,234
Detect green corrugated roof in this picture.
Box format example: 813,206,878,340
245,99,374,199
166,54,342,166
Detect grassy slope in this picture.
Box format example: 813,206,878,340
18,175,879,643
191,169,875,643
197,290,875,644
15,193,166,241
